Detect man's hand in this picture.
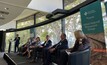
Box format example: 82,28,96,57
49,48,55,53
39,46,43,48
66,49,71,52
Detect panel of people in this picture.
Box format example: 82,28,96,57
17,30,90,65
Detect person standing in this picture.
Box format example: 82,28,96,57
14,34,20,53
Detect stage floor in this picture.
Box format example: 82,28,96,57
6,53,42,65
6,53,107,65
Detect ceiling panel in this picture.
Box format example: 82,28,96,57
15,9,37,20
0,0,31,7
0,3,24,25
0,0,32,26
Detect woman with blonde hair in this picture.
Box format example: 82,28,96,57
58,30,90,65
74,30,86,40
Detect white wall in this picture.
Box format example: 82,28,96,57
0,20,16,30
28,0,63,13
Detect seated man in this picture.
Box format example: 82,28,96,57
58,30,90,65
30,35,52,62
43,33,68,65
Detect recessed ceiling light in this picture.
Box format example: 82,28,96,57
4,8,9,10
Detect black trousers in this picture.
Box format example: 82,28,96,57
58,50,68,65
43,49,60,65
14,44,19,53
32,47,43,61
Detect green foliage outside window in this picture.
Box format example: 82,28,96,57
65,0,86,10
36,20,61,45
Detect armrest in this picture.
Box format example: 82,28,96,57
68,48,90,65
69,48,90,55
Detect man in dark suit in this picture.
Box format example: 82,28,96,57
40,35,52,49
14,34,20,53
43,33,68,65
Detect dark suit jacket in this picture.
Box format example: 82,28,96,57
14,37,20,45
42,40,52,49
71,38,90,52
52,39,68,51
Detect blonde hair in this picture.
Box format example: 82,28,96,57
74,30,86,39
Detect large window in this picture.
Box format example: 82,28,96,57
65,12,81,48
16,15,34,46
36,20,61,45
102,2,107,48
17,30,30,46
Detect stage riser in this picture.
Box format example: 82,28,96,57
3,53,16,65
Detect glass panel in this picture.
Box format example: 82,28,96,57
17,15,34,29
36,12,48,24
65,12,81,48
36,16,47,23
102,2,107,48
5,30,30,52
65,0,86,10
36,20,61,45
16,15,34,48
5,32,15,52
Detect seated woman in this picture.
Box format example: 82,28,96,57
27,37,41,58
58,30,90,65
18,38,32,55
22,37,36,58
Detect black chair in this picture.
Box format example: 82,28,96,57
68,48,90,65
